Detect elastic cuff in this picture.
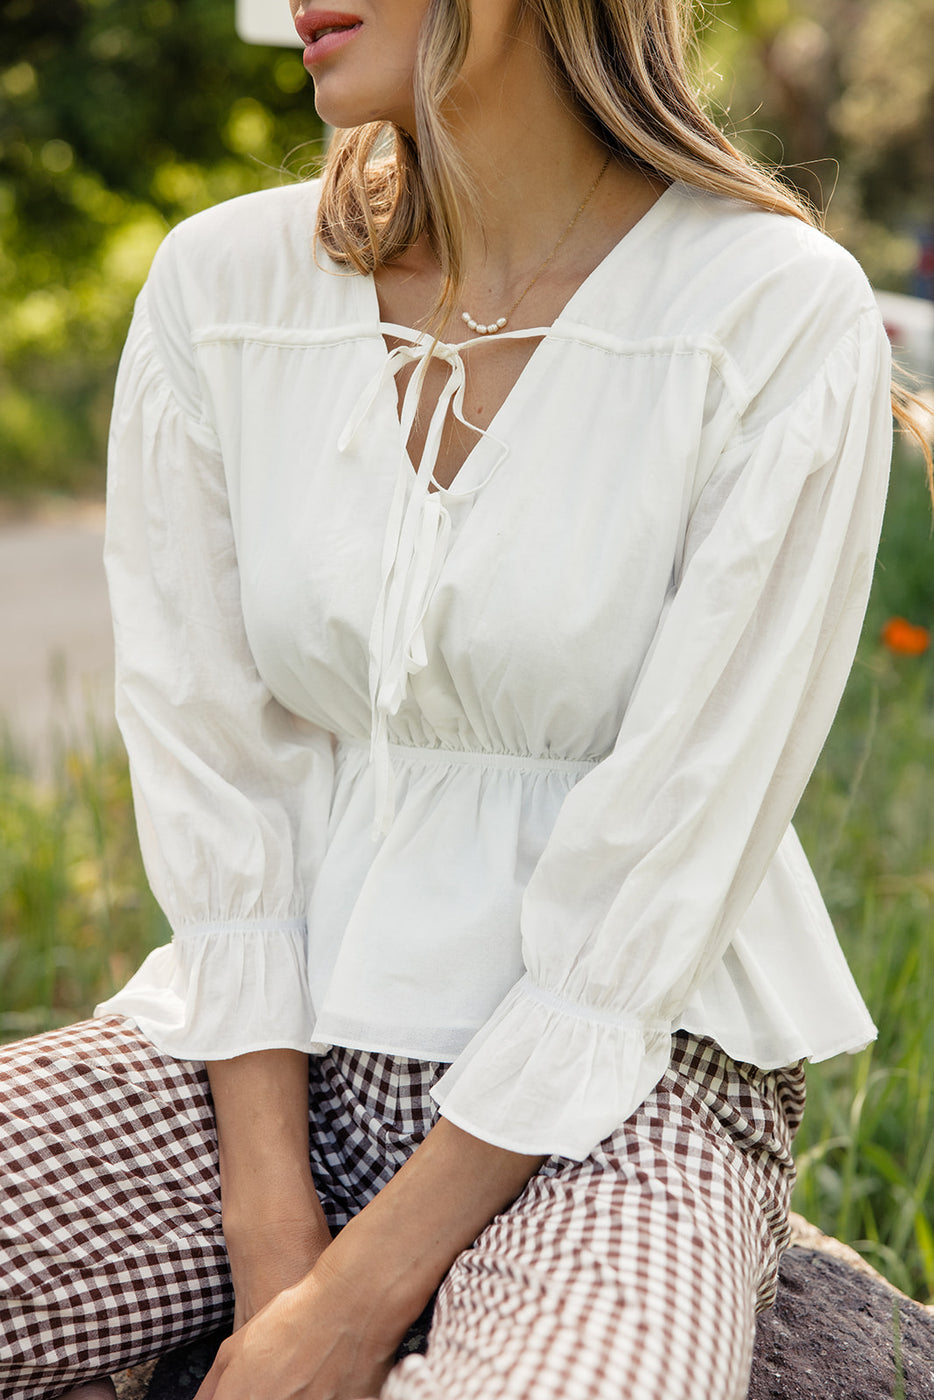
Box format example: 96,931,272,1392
94,921,316,1060
430,974,672,1160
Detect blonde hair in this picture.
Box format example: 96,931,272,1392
315,0,933,493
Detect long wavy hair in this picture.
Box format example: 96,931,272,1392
315,0,933,487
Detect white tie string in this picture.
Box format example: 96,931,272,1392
340,327,541,836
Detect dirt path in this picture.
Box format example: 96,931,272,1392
0,500,116,770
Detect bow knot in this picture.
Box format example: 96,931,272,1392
342,330,513,836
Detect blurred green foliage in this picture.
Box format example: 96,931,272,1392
792,449,934,1300
1,0,932,495
0,732,170,1040
0,0,324,495
702,0,934,283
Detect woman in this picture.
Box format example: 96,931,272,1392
1,0,929,1397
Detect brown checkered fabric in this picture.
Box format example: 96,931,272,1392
0,1018,231,1400
384,1036,805,1400
0,1017,803,1400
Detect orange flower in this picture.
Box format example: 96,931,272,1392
881,617,931,656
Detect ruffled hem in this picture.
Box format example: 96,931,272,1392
430,974,672,1160
94,921,317,1061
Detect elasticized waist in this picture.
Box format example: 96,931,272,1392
335,736,602,777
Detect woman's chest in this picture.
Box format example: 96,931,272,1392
198,334,717,728
389,337,542,489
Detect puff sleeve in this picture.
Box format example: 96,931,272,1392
96,255,334,1059
431,305,892,1158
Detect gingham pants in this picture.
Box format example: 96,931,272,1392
0,1016,805,1400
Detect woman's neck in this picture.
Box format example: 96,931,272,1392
376,16,665,334
442,31,614,281
401,23,662,311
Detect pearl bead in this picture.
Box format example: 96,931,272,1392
461,312,508,336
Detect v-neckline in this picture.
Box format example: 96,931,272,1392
359,180,681,495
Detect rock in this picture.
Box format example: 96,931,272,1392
113,1219,934,1398
113,1359,158,1400
747,1216,934,1400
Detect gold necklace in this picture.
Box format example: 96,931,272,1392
460,153,612,337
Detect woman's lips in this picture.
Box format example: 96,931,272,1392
295,11,363,65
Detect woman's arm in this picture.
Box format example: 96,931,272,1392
101,242,334,1067
429,301,894,1162
207,1052,332,1327
319,1116,545,1325
197,1117,544,1400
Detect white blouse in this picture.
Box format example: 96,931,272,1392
97,178,891,1160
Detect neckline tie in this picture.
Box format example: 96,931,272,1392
340,326,544,836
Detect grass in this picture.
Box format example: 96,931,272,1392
1,445,932,1298
792,655,934,1299
0,725,168,1041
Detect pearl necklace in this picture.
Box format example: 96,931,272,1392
461,154,612,336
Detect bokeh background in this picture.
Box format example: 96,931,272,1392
1,0,933,1302
2,0,933,494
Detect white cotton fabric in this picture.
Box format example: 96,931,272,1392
97,178,890,1160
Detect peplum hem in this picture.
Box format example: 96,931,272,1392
431,974,671,1161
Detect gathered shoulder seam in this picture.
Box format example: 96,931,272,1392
132,289,222,453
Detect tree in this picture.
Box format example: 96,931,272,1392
0,0,323,493
703,0,934,286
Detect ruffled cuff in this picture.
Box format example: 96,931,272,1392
430,974,672,1160
94,920,316,1061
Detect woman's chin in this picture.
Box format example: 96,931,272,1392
311,81,415,135
312,93,362,130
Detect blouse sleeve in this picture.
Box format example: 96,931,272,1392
96,277,334,1060
431,305,893,1158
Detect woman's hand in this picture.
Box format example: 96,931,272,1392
196,1117,545,1400
195,1249,401,1400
